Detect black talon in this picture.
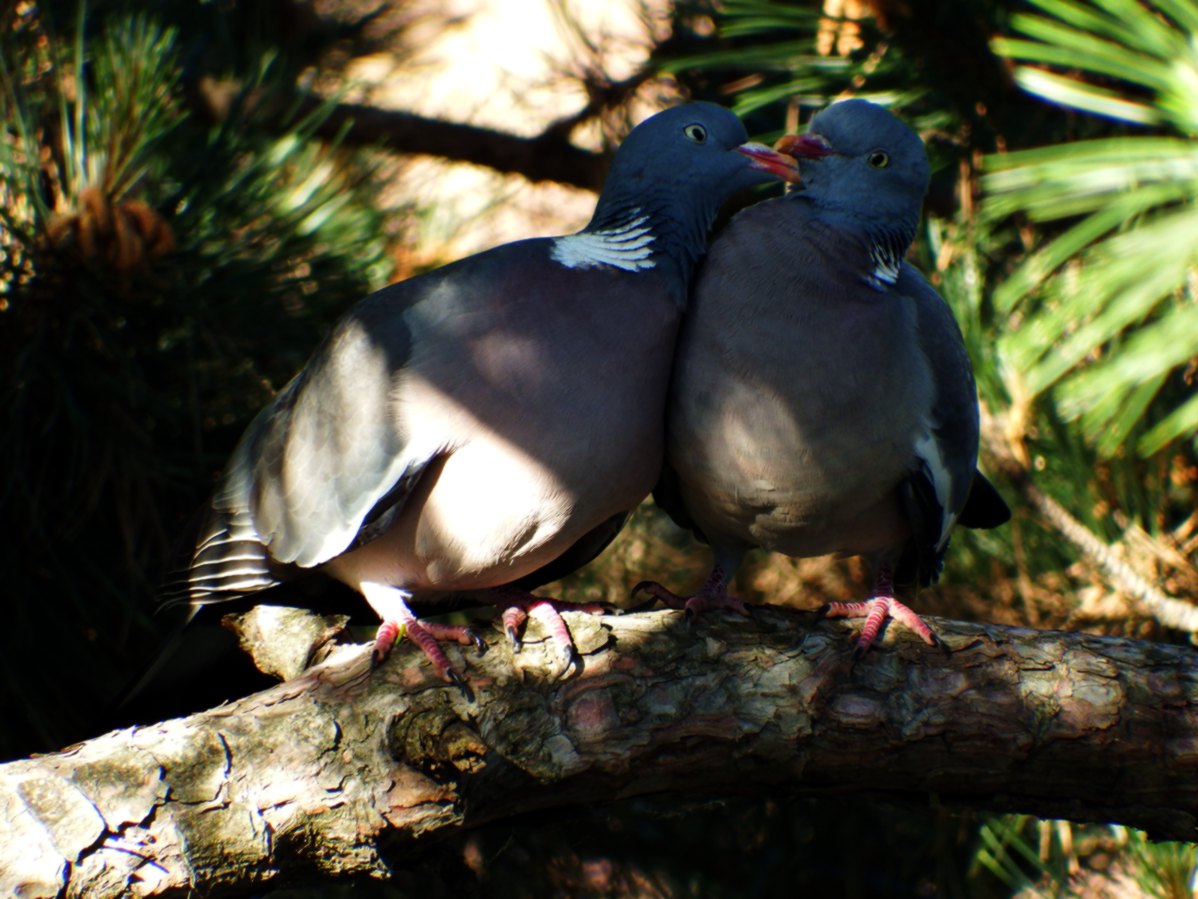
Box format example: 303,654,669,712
505,625,523,652
931,633,951,657
467,628,487,653
558,648,583,681
630,580,653,597
814,603,831,622
448,669,475,703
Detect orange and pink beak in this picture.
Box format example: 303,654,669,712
737,141,802,183
774,132,836,160
737,132,836,183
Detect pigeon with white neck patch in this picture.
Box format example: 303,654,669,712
151,102,797,696
636,99,1009,657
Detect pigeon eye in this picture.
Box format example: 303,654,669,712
867,150,890,168
683,123,708,144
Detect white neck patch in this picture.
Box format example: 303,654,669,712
865,246,900,290
550,212,656,272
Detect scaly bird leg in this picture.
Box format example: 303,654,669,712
632,563,750,620
361,582,484,700
820,566,946,660
491,587,610,679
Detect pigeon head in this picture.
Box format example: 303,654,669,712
573,102,796,290
598,101,797,212
794,99,930,210
779,99,930,281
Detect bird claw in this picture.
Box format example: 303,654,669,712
466,628,487,654
373,615,480,696
823,594,946,660
629,579,684,611
634,569,750,619
495,594,597,679
447,668,475,703
505,624,523,653
371,620,403,665
930,631,952,657
557,647,583,681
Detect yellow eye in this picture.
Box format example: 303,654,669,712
683,123,708,143
868,150,890,168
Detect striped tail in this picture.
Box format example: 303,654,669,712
158,503,285,608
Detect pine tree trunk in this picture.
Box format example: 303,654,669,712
4,606,1197,897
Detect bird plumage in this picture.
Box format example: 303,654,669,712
644,99,1009,651
152,101,795,691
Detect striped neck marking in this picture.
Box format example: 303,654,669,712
550,212,656,272
864,229,906,290
868,246,900,287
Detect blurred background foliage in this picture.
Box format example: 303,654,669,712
2,0,1196,895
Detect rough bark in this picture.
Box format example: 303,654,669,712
4,606,1198,897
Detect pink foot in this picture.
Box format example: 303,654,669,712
364,584,484,700
631,565,751,620
493,589,609,679
820,569,945,660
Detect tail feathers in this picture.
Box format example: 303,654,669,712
957,472,1011,530
159,506,286,607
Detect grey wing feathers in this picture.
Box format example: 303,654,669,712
158,405,295,607
164,287,427,606
887,262,985,586
898,263,1010,532
247,298,418,567
899,262,980,527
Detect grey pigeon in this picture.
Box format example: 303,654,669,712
161,102,798,692
636,99,1009,656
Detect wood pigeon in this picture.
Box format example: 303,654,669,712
157,102,799,694
636,99,1010,657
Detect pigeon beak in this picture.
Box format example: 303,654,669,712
736,141,801,183
773,132,837,159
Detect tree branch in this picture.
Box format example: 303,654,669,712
192,77,610,192
311,99,610,191
5,607,1198,897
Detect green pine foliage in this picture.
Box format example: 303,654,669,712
0,3,394,755
986,0,1198,457
970,816,1198,897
